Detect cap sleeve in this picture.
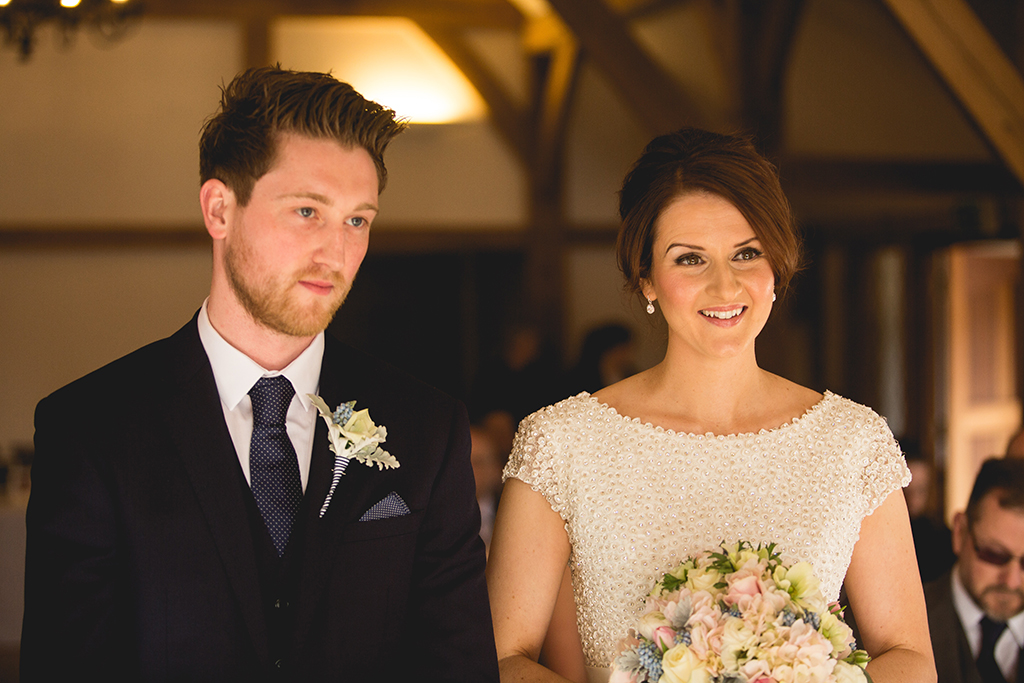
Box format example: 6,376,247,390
503,407,570,521
860,409,912,516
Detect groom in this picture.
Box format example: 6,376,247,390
21,67,498,681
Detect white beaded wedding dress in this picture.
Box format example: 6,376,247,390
504,391,910,683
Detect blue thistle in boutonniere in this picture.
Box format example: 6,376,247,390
308,395,399,518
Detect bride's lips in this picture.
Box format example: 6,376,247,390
699,305,746,326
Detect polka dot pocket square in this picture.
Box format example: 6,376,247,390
358,492,411,522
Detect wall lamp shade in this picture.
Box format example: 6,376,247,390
274,17,488,125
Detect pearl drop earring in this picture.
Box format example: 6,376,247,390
772,292,777,303
646,299,655,315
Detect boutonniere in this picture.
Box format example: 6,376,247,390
308,395,400,518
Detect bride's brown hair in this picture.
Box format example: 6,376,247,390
616,127,801,302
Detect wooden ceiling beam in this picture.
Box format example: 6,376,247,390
545,0,707,134
737,0,805,149
142,0,522,28
533,34,581,194
781,159,1023,195
881,0,1024,187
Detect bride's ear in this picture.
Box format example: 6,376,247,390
640,279,656,303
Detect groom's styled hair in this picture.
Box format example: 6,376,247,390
199,65,407,205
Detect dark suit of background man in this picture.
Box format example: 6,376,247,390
21,66,499,682
925,457,1024,683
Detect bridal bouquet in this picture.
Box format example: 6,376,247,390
611,542,870,683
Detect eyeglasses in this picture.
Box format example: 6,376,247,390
969,528,1024,571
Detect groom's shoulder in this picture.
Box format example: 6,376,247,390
39,316,200,409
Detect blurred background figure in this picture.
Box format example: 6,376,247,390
903,439,956,583
470,424,504,554
925,457,1024,683
469,321,564,461
563,323,636,396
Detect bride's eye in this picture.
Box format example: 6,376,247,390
297,207,315,218
675,253,703,266
734,247,763,261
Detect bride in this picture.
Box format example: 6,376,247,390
486,128,935,683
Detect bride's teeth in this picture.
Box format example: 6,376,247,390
701,308,743,320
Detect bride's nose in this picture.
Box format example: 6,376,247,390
706,262,742,300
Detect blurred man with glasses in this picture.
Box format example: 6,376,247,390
926,457,1024,683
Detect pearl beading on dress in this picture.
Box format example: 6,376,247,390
503,391,910,668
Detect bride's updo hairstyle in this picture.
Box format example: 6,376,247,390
616,127,801,301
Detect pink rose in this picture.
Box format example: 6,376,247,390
730,574,762,597
652,626,676,650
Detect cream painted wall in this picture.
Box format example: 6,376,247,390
786,0,990,159
564,64,649,226
0,20,242,225
381,122,526,227
0,246,212,447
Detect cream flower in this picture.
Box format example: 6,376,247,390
832,661,870,683
774,562,825,613
661,644,711,683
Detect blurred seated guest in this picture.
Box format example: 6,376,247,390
925,457,1024,683
470,322,564,429
1007,428,1024,458
564,323,637,395
903,440,955,582
471,424,504,553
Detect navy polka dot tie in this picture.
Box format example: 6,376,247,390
249,376,302,557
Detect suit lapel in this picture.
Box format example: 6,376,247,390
291,337,381,646
164,321,270,664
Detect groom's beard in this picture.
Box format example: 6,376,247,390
224,234,352,338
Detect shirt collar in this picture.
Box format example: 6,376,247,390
197,299,324,412
952,563,1024,647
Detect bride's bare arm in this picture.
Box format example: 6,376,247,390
844,489,937,683
487,478,576,682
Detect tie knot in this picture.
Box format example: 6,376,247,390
249,376,295,426
981,616,1008,647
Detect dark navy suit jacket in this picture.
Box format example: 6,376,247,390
21,314,498,681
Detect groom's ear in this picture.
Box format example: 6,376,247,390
200,179,236,241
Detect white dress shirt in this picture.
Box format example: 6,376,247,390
952,565,1024,681
197,299,323,491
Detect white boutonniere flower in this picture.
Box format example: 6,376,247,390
308,395,400,518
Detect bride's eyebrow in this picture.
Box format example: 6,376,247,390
663,242,702,255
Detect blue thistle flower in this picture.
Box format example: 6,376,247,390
637,641,663,681
805,611,821,630
781,609,796,626
331,400,356,426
